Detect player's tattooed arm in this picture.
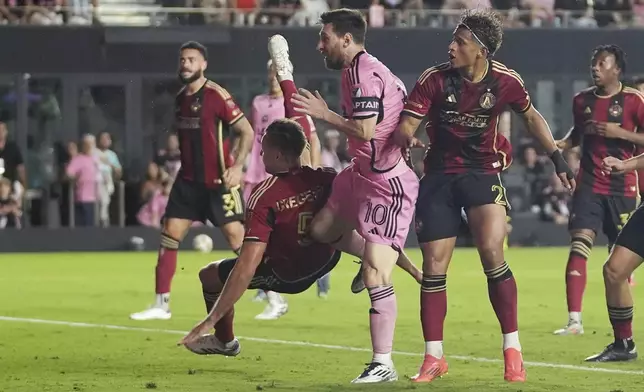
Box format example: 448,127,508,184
230,117,253,168
291,89,378,141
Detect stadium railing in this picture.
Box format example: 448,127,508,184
2,7,642,28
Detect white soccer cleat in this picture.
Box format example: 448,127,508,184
254,300,289,320
252,290,268,303
184,334,241,357
129,306,171,321
268,35,293,81
554,320,584,335
351,362,398,384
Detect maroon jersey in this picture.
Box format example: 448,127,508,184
175,80,244,187
572,85,644,197
244,166,337,281
403,60,532,174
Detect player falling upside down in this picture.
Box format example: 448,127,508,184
395,9,575,383
246,60,329,308
130,41,254,321
286,9,423,383
583,153,644,362
554,45,644,336
179,118,342,356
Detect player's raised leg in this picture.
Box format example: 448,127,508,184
468,203,525,382
130,216,190,320
184,258,242,356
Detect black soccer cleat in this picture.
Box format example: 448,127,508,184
585,340,638,362
350,260,366,294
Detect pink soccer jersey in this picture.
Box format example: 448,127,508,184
327,51,418,250
340,50,408,176
244,93,316,202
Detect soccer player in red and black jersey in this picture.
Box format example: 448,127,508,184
394,9,575,383
582,153,644,362
130,41,254,321
553,45,644,336
179,119,341,355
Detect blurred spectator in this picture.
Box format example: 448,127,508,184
635,0,644,26
522,145,550,206
27,0,64,25
69,0,96,24
368,0,385,27
66,138,98,227
564,148,580,175
289,0,329,25
0,121,26,204
594,0,632,27
0,177,21,228
538,172,571,224
141,162,164,203
521,0,555,26
155,133,181,180
137,179,172,228
95,131,122,226
320,130,346,172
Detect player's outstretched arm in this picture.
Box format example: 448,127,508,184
230,117,254,170
180,242,266,345
292,89,378,141
519,106,576,191
308,132,321,168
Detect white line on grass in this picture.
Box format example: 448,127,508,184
1,316,642,376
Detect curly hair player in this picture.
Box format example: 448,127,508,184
394,9,575,383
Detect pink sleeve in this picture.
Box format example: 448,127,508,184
350,71,384,120
66,157,79,176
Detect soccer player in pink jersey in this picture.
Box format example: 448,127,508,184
282,9,422,383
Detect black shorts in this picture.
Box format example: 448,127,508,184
415,172,509,243
614,204,644,258
217,250,341,294
568,190,636,244
164,176,244,227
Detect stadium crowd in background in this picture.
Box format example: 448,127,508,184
1,0,644,27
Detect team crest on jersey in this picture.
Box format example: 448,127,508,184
479,91,496,110
584,106,591,115
190,99,202,113
609,103,623,117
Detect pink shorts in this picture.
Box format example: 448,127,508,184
326,163,419,250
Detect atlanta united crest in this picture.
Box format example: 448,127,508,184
191,99,202,113
609,103,623,117
479,92,496,109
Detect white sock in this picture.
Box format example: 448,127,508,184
425,341,443,358
569,311,582,324
373,352,393,368
265,291,284,306
156,293,170,311
502,331,521,351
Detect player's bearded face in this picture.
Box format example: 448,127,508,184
178,67,203,84
318,25,344,70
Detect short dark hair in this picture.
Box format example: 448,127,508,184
319,8,367,45
592,44,627,74
458,9,504,57
264,119,307,159
180,41,208,61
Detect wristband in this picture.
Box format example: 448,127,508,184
550,150,574,180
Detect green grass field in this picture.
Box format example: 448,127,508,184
0,248,642,392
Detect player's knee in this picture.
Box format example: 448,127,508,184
162,219,187,242
199,260,224,288
603,260,628,285
363,262,393,286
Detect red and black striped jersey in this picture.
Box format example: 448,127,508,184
572,85,644,197
244,166,337,281
403,60,531,174
175,80,245,187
